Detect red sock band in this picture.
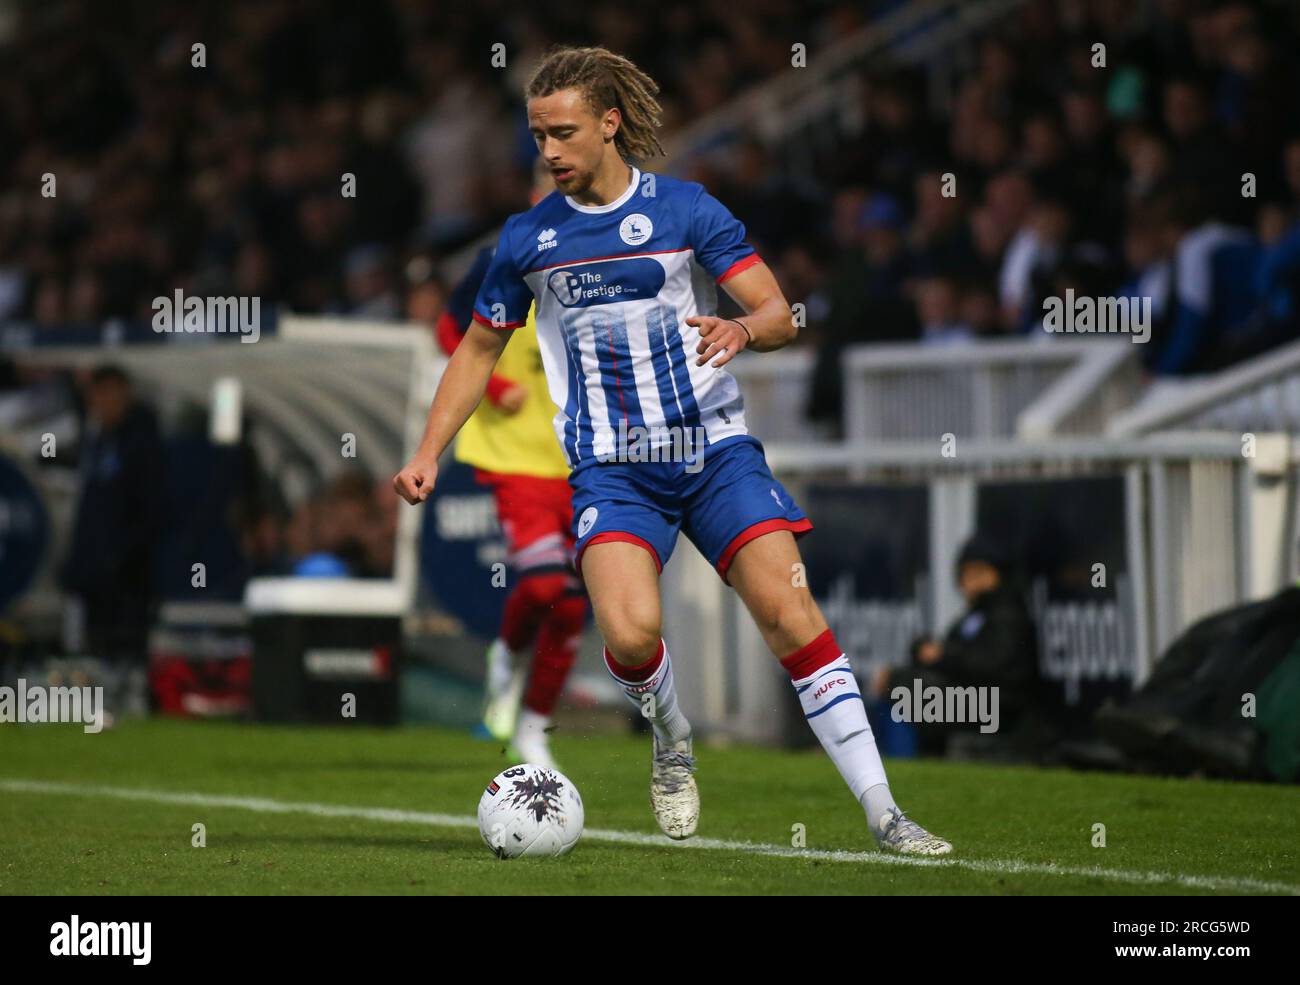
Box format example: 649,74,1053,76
500,572,571,652
603,639,665,683
780,628,843,681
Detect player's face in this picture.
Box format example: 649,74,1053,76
527,88,615,197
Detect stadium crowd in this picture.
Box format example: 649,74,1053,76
0,0,876,325
2,2,1298,433
788,0,1300,426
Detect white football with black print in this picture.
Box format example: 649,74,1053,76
477,764,584,858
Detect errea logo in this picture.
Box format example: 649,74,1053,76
537,228,558,252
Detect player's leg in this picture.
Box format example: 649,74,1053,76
681,437,950,854
502,568,584,768
512,478,588,769
726,530,952,855
478,472,571,746
580,537,699,839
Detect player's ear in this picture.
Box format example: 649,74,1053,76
602,107,621,144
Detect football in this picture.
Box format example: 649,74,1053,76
477,764,584,858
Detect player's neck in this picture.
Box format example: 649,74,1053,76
571,158,634,208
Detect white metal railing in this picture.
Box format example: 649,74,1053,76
1016,342,1143,438
699,338,1142,447
841,339,1129,442
726,348,823,443
1109,338,1300,437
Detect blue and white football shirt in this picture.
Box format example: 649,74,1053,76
471,167,763,471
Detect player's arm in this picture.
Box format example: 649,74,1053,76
691,261,796,367
393,319,509,504
396,223,532,502
435,310,527,414
685,186,795,367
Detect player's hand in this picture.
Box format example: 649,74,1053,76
393,455,439,505
496,384,528,415
687,315,748,368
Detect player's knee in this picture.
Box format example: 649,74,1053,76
752,589,821,648
601,613,661,666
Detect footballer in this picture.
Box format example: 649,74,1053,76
395,45,951,854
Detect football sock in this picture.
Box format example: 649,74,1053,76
515,707,552,747
781,629,898,835
499,571,571,653
603,639,692,743
862,783,900,838
522,592,587,716
484,637,516,697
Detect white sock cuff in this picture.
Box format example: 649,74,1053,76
794,656,861,719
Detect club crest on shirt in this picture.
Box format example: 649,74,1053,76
619,213,653,246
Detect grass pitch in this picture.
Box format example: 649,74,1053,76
1,718,1297,895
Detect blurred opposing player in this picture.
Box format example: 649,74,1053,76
430,160,588,770
396,46,950,854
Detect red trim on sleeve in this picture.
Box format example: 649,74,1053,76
471,310,526,330
576,531,663,576
779,628,844,681
716,253,764,284
441,312,515,404
715,517,813,584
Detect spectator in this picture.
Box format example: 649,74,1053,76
871,533,1046,762
806,192,917,431
1000,196,1073,332
1162,72,1245,224
60,366,164,680
914,275,973,346
1146,187,1259,375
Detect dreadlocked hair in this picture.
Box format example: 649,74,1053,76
525,46,665,165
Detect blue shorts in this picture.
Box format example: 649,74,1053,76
569,435,812,584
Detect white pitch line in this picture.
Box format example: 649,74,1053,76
3,778,1296,896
